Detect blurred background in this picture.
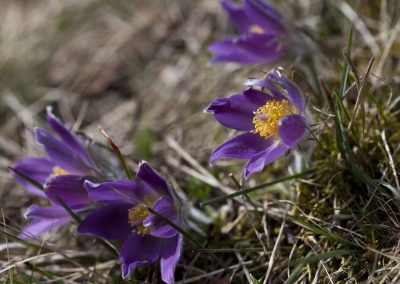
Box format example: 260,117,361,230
1,0,400,283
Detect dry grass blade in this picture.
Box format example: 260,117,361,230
166,135,236,195
347,57,375,130
337,1,380,55
263,205,288,284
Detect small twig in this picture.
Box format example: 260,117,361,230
235,252,252,284
1,208,10,265
263,205,288,283
337,1,380,55
98,126,133,180
376,19,400,75
72,100,89,132
348,57,375,131
381,131,400,192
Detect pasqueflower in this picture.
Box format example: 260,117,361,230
12,107,95,238
209,0,288,64
207,69,307,178
78,162,182,284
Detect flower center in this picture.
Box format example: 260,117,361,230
128,204,149,226
127,195,158,235
51,166,70,177
252,100,296,138
249,25,265,34
136,226,151,235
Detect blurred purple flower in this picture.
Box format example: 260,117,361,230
207,69,307,178
78,162,182,283
18,175,92,239
209,0,289,64
12,107,95,238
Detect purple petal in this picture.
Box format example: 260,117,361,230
244,142,289,179
160,234,182,284
278,114,306,147
210,132,273,163
85,179,144,204
24,204,69,219
267,70,305,112
209,34,283,65
245,77,286,100
12,157,55,197
136,161,168,195
35,128,90,174
243,0,286,35
46,107,91,165
77,203,132,240
242,87,274,106
19,219,70,239
120,234,162,279
144,196,179,238
45,175,90,209
222,0,252,33
206,93,259,131
19,205,71,239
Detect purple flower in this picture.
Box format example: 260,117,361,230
78,162,182,283
12,107,95,238
209,0,289,64
207,69,307,178
17,175,92,239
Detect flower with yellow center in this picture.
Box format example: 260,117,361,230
127,195,158,235
77,161,182,282
252,100,297,139
128,204,149,226
207,70,307,179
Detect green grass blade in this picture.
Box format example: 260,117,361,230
339,27,353,98
289,216,355,247
286,249,357,284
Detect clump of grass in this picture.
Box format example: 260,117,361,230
262,32,400,282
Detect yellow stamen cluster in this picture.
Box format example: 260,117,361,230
136,225,151,236
127,195,158,235
128,204,149,226
51,166,70,177
252,100,296,138
249,25,265,34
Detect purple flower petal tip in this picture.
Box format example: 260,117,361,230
45,107,92,166
278,114,307,147
84,180,100,190
12,157,55,197
210,132,274,164
206,98,231,113
244,143,289,179
19,205,71,239
45,175,90,209
137,161,169,195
